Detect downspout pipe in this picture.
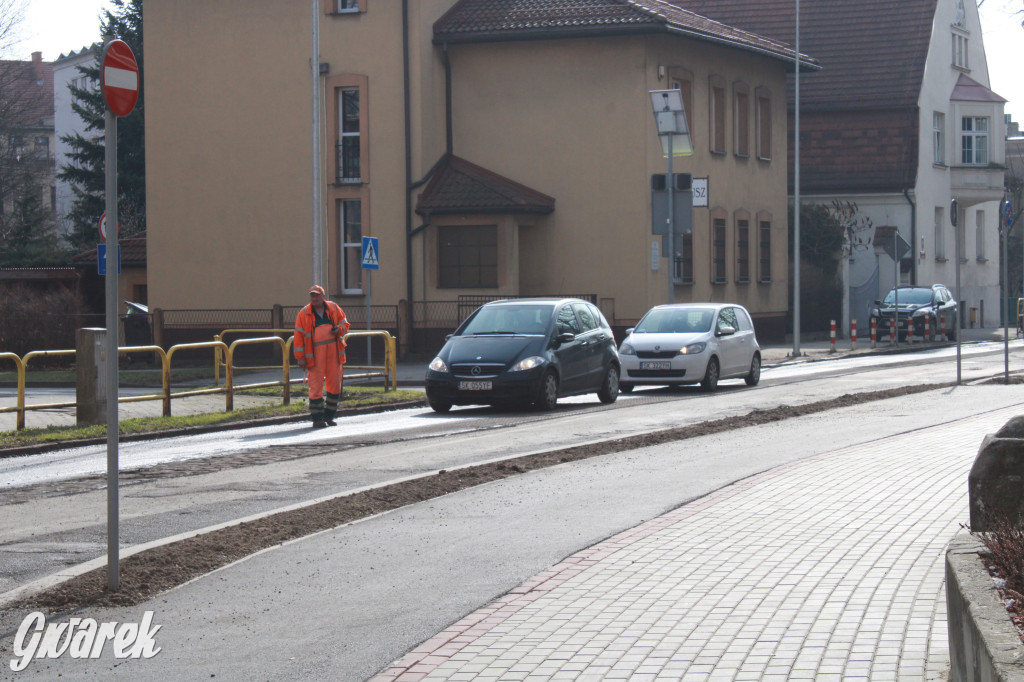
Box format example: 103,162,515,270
403,0,414,325
443,43,453,156
904,188,916,285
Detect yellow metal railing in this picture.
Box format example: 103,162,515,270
214,328,396,391
2,330,399,431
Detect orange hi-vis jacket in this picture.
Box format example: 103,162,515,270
293,301,351,370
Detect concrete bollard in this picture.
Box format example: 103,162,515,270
76,327,109,426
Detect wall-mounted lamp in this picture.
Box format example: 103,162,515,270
657,65,665,81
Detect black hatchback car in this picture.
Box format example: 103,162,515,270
425,298,620,413
870,284,958,340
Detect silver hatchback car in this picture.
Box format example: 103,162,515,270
618,303,761,392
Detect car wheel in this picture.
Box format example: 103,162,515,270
619,383,634,394
744,353,761,387
597,364,619,404
428,400,451,414
534,371,559,411
700,357,719,393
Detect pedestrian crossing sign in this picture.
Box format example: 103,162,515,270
361,236,379,270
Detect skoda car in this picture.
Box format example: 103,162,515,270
618,303,761,393
870,284,957,340
425,298,620,413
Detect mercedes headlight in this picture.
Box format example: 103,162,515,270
510,356,544,372
428,357,449,372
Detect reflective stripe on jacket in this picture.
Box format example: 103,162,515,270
293,301,350,369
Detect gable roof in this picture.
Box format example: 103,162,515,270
416,155,555,216
72,233,148,267
666,0,937,110
434,0,818,69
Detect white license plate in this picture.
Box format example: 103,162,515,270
458,380,492,391
640,361,671,370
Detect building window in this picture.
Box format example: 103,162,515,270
733,82,749,158
712,217,727,284
933,112,945,165
709,76,726,154
758,217,772,282
952,32,969,69
975,210,986,260
755,87,772,160
335,0,361,12
935,206,946,260
678,233,693,284
668,70,694,140
961,116,988,165
439,226,498,288
340,199,363,294
337,87,361,182
736,217,750,283
33,136,49,159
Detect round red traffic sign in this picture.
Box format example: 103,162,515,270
99,213,120,242
101,39,139,117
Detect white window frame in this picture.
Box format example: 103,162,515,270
340,199,363,295
961,116,989,166
933,112,945,165
975,209,986,260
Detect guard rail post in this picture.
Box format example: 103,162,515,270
0,352,26,430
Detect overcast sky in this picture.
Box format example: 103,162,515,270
5,0,1024,124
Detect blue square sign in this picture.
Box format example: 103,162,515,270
361,236,379,270
97,244,121,275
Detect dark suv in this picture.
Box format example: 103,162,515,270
870,284,958,340
425,298,620,412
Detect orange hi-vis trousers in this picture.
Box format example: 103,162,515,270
308,323,343,421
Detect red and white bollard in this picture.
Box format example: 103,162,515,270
830,319,836,353
924,315,931,342
889,319,896,343
906,319,914,343
851,318,858,350
870,318,877,348
940,314,946,341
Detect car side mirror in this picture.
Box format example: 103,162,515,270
555,332,575,345
716,326,736,337
445,333,453,340
625,327,635,336
873,300,881,306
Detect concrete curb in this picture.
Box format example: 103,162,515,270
946,531,1024,681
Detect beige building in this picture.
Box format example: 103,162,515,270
144,0,812,350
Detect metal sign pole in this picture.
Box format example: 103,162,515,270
104,108,120,591
667,134,674,304
366,270,372,366
952,198,961,385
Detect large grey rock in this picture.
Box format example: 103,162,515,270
969,416,1024,531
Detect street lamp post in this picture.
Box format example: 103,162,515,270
649,89,693,304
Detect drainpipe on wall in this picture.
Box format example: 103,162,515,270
403,0,414,332
904,188,916,285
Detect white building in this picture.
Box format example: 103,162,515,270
52,45,98,243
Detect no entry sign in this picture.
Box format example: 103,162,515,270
101,40,139,117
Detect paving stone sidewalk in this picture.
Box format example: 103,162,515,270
374,405,1021,681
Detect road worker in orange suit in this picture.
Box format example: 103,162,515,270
294,285,350,428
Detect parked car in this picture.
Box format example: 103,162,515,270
618,303,761,393
870,284,957,340
424,298,620,413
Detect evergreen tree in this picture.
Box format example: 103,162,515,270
58,0,144,253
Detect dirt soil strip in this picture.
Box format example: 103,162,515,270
7,384,949,614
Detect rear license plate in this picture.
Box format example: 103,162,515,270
640,361,671,370
458,380,492,391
